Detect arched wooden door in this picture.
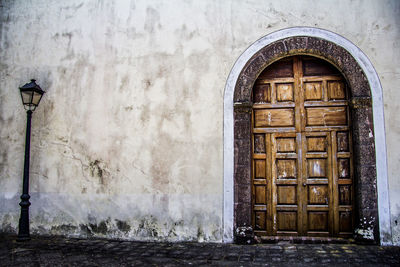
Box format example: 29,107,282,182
251,56,354,238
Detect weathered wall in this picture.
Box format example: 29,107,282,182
0,0,399,243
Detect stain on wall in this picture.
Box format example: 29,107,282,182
0,0,399,243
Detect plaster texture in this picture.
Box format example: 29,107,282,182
0,0,399,244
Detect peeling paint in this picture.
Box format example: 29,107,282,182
116,219,131,233
391,204,400,245
355,217,376,241
0,193,222,242
355,228,374,240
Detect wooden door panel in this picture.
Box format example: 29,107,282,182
254,84,271,103
276,137,296,152
333,130,354,237
337,132,349,152
254,160,266,178
338,158,350,178
302,132,332,236
254,134,266,153
251,56,354,238
252,133,271,235
276,83,294,102
258,58,294,79
277,186,297,204
304,82,323,101
328,81,346,100
276,159,297,179
339,185,352,205
308,185,329,205
306,136,327,152
255,211,267,231
277,212,297,232
302,56,340,76
308,211,329,232
307,159,327,178
272,132,300,236
339,211,352,232
254,108,295,127
255,185,267,205
306,107,347,126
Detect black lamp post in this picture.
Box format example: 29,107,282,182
17,79,45,241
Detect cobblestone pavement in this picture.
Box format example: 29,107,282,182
1,235,400,266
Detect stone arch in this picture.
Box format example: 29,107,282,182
223,27,391,245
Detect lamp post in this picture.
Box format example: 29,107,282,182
17,79,45,241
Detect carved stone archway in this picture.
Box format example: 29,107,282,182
223,28,391,245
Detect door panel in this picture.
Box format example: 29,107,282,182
306,107,347,126
332,130,354,237
337,132,349,152
271,132,301,236
276,137,296,152
277,186,297,204
254,109,295,127
277,212,297,232
302,132,332,236
252,132,270,235
254,134,266,153
254,160,266,178
276,83,294,102
308,185,329,204
306,136,327,152
328,81,346,100
304,82,323,101
308,212,329,232
251,56,354,238
307,159,327,177
253,84,271,103
276,159,297,179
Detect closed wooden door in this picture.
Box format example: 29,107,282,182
252,56,354,237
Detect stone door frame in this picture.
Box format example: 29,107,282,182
223,27,392,245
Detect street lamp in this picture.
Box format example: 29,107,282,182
17,79,45,241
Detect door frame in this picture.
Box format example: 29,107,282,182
223,27,392,245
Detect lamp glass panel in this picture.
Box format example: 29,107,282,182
32,91,43,105
21,91,33,105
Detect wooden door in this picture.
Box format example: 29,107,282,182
252,56,354,238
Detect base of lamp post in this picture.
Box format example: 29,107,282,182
16,236,31,242
17,193,31,241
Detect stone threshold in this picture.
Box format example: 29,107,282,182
257,236,356,244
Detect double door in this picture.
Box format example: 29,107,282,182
251,57,354,237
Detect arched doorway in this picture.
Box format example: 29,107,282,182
223,28,392,245
251,56,354,238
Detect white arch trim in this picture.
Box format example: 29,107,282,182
223,27,392,245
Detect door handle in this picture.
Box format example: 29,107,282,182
302,183,307,187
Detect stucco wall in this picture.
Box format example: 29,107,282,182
0,0,399,243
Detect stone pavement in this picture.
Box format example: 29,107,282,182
1,234,400,266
